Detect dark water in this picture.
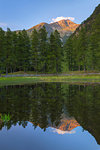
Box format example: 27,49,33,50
0,83,100,150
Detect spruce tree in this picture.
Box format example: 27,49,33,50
17,30,30,72
54,30,62,73
21,30,30,71
5,28,13,75
31,29,39,73
64,37,73,71
38,26,48,73
48,33,56,73
12,31,19,72
0,28,5,75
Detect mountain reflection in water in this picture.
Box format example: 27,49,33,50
0,83,100,146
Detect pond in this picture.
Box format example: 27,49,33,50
0,83,100,150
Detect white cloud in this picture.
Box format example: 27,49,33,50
51,16,75,23
52,128,76,135
0,22,7,27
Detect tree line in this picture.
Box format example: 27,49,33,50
0,19,100,75
0,27,62,75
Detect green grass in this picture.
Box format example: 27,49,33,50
1,114,10,122
0,75,100,86
2,70,100,75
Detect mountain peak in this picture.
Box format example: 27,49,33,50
37,22,47,26
27,19,80,42
50,19,76,25
50,19,79,32
28,22,48,31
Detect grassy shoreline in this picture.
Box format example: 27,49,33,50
0,74,100,86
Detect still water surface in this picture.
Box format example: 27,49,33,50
0,83,100,150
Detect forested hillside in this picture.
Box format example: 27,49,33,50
63,4,100,71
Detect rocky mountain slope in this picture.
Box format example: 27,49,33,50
27,19,80,42
57,118,80,132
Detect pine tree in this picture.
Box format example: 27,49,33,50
64,37,74,71
54,30,62,73
38,26,48,73
8,31,18,73
31,29,39,73
5,28,13,75
48,33,56,73
17,30,30,71
17,31,24,71
21,30,30,71
77,27,87,71
0,28,5,75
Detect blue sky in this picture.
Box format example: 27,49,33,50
0,0,99,30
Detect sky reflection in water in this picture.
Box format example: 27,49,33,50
0,83,100,150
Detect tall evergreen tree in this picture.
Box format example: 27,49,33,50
21,30,30,71
54,30,62,73
48,33,56,73
5,28,13,75
17,30,30,71
63,37,74,71
0,28,5,75
31,29,39,72
38,26,48,73
11,31,18,72
77,28,87,71
17,31,24,71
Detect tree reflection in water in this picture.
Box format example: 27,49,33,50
0,83,100,144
